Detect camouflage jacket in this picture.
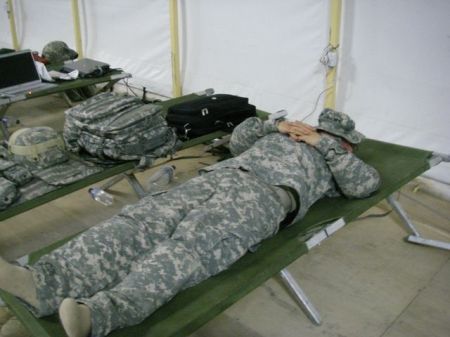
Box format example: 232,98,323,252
204,117,381,223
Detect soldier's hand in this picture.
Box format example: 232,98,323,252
291,131,322,146
277,121,315,136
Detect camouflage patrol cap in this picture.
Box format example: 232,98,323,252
42,41,78,64
8,126,68,170
317,108,365,144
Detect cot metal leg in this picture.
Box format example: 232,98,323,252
279,268,322,325
101,174,127,191
60,91,79,107
95,172,146,200
123,173,146,198
387,195,450,251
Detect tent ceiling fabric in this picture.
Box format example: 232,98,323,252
1,0,448,183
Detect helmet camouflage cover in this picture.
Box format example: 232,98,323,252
8,126,102,186
8,126,68,170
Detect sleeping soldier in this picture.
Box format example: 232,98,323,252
0,109,381,337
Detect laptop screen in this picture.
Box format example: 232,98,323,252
0,50,41,92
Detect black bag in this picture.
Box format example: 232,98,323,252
166,94,256,139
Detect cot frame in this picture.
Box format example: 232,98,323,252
0,90,224,221
281,151,450,325
387,152,450,251
1,114,446,337
0,70,132,140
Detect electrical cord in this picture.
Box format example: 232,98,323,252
122,78,140,98
353,192,400,222
301,86,333,122
119,79,171,100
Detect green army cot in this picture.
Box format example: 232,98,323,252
2,122,449,336
0,90,228,221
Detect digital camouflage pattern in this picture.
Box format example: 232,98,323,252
316,108,365,144
0,158,14,171
9,127,102,186
0,128,101,210
64,93,142,153
0,146,11,160
9,126,68,170
18,179,57,202
41,41,78,64
2,164,33,186
64,92,179,165
32,160,102,186
0,158,32,208
28,169,288,337
206,117,381,223
0,177,18,210
27,116,381,337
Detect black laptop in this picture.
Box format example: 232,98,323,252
0,50,57,97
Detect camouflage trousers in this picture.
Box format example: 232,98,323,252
28,168,288,337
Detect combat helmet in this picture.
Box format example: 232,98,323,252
42,41,78,64
8,126,68,170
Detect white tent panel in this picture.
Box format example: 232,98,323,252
4,0,446,183
1,0,172,97
1,0,74,51
81,0,172,96
337,0,450,183
0,1,13,48
180,0,329,117
2,0,329,114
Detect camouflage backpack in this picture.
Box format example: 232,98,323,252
63,92,179,166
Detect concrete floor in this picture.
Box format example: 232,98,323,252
0,94,449,337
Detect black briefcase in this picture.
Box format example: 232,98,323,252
166,94,256,139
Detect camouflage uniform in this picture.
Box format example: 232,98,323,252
207,116,381,222
28,169,288,337
0,177,18,209
26,114,380,337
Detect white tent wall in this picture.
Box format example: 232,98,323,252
180,0,329,117
337,0,450,184
1,0,329,113
81,0,172,96
0,0,74,50
0,0,173,96
0,1,13,47
4,1,446,182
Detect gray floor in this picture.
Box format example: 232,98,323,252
1,94,449,337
